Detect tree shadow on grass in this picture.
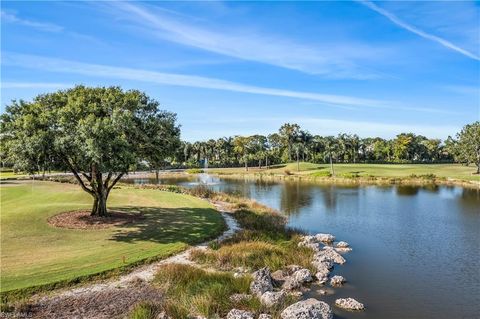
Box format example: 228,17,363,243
107,206,225,245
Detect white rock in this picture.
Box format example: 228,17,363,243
280,298,333,319
312,259,333,273
314,233,335,243
335,298,365,311
335,241,352,253
250,267,273,296
285,265,303,275
258,315,273,319
260,290,286,307
298,241,322,252
336,241,349,248
226,309,255,319
315,247,346,265
330,275,346,287
293,268,313,283
282,276,301,290
315,273,329,285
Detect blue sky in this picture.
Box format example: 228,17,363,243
1,1,479,141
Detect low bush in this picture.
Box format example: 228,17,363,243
341,172,361,178
186,168,204,174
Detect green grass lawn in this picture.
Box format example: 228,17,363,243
0,181,225,293
209,162,480,182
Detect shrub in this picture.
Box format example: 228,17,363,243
341,172,361,178
186,168,204,174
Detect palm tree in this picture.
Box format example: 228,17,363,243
279,123,300,162
233,136,252,171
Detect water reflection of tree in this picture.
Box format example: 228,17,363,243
280,181,313,216
321,185,338,209
396,185,420,196
460,188,480,209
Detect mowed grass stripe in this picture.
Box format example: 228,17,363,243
0,181,225,292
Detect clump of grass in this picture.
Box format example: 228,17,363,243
191,238,313,272
191,200,313,273
341,172,361,178
154,264,253,318
186,168,204,174
189,185,217,198
128,302,161,319
409,173,437,180
310,170,332,178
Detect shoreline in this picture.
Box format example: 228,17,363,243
208,172,480,189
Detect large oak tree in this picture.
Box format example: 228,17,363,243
1,85,180,216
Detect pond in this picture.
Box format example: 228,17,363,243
124,174,480,319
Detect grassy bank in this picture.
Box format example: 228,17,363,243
207,162,480,186
148,189,308,318
0,181,225,296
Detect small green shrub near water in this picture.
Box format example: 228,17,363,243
186,168,204,174
341,171,361,178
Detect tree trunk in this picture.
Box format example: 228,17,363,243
155,169,159,182
329,152,335,176
296,149,300,171
92,192,108,216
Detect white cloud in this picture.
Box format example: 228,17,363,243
2,52,391,109
358,1,480,61
2,52,459,114
1,10,63,32
103,1,387,79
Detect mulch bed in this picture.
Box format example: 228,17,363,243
48,210,145,230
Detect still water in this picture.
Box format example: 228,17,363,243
125,175,480,319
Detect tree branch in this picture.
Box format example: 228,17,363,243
64,158,94,196
107,172,124,194
103,172,113,189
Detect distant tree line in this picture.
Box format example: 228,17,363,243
174,122,480,173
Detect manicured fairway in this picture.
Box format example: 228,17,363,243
210,162,480,181
0,181,225,292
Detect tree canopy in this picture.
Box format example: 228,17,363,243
1,85,180,216
448,121,480,173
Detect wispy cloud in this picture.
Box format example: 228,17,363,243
2,52,456,114
102,1,386,79
2,52,390,109
0,82,72,89
358,1,480,61
1,10,63,32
